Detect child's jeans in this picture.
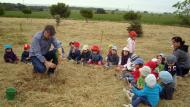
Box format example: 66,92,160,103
31,49,58,75
132,95,151,107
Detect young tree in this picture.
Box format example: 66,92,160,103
50,3,70,25
22,7,32,19
123,11,141,21
127,20,143,37
80,9,93,23
54,15,61,26
173,0,190,25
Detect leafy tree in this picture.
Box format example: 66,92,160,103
50,3,70,18
80,9,93,23
96,8,106,14
0,5,5,16
173,0,190,25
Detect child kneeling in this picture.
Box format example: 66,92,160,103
124,74,162,107
87,45,103,65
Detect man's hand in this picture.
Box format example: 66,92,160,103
45,61,56,68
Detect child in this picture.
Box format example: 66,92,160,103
4,44,19,63
127,31,137,55
116,47,130,71
67,41,81,63
21,44,31,63
80,45,91,64
137,66,151,89
124,74,162,107
155,53,166,73
145,59,158,78
159,71,175,100
87,45,103,65
121,58,144,84
164,55,179,87
126,54,140,71
105,45,119,67
107,44,113,56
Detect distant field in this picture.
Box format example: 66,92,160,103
1,10,183,26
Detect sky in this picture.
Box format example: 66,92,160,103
0,0,180,13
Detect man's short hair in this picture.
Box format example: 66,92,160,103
44,25,56,36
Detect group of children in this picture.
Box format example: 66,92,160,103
122,54,177,107
4,44,31,64
3,31,183,107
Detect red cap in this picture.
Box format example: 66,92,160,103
74,41,80,47
24,44,30,50
91,45,100,52
129,31,137,37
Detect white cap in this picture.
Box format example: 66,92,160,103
82,45,89,50
123,47,130,51
145,74,157,88
112,45,117,50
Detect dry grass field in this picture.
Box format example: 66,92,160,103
0,17,190,107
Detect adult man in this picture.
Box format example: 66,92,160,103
30,25,61,76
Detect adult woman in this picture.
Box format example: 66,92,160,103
171,36,190,77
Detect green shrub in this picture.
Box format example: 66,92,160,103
80,9,93,23
127,20,143,37
123,11,141,21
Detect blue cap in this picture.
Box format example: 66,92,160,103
159,71,173,84
4,44,12,49
134,58,144,65
166,55,177,64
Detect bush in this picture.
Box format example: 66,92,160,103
80,9,93,23
22,8,32,14
127,20,143,37
0,6,5,16
179,15,190,26
96,8,106,14
123,11,141,21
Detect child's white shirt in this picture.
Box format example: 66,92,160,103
118,57,131,68
127,37,136,54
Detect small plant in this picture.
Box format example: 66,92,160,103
127,20,143,37
80,9,93,23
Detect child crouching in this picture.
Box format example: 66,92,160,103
105,45,119,68
159,71,175,100
124,74,162,107
4,44,19,63
21,44,31,63
87,45,103,65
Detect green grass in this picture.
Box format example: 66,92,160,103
0,10,185,26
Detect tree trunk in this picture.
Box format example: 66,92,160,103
85,18,88,23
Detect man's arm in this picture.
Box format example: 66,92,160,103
31,37,46,63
